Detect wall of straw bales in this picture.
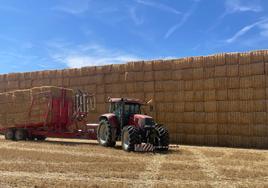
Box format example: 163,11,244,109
0,50,267,148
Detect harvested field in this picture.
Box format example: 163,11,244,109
0,136,267,188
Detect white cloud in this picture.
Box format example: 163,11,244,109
52,0,90,15
226,18,268,43
129,7,144,25
164,2,199,39
136,0,181,15
48,41,140,68
224,0,262,16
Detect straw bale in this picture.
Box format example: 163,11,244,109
184,91,194,102
205,124,217,134
174,113,183,123
215,54,225,66
177,80,184,90
251,62,264,75
192,56,204,68
144,71,154,81
203,55,216,67
227,112,240,124
216,89,228,101
192,68,203,80
239,76,252,88
215,77,228,89
143,61,152,71
253,100,265,112
6,73,19,81
62,78,69,87
154,70,172,81
239,113,253,124
192,80,203,91
239,88,253,100
183,112,194,123
204,135,218,146
165,113,175,123
182,68,193,80
228,88,240,100
250,51,264,64
50,78,63,87
186,135,204,145
105,73,120,83
204,90,216,101
204,101,216,112
7,81,19,90
126,83,135,93
0,74,5,82
228,101,240,112
228,77,239,88
173,91,185,102
253,88,265,100
174,102,184,112
157,103,174,112
239,64,251,76
226,53,239,65
215,66,226,77
205,113,217,123
265,63,268,74
251,124,268,137
143,81,154,92
239,52,251,64
155,92,165,102
217,113,228,124
239,101,254,112
193,90,203,102
144,92,154,102
172,70,182,80
204,79,214,90
226,64,239,77
217,101,228,112
194,102,204,112
193,113,205,123
252,75,265,88
163,92,177,102
184,80,193,91
101,65,112,74
204,67,215,78
184,102,194,112
153,60,171,71
254,112,266,124
173,58,192,70
156,81,176,92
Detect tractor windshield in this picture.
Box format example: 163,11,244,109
124,103,141,114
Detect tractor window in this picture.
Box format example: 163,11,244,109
124,103,141,114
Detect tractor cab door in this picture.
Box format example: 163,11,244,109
110,102,124,127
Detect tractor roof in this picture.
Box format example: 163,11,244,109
108,98,145,105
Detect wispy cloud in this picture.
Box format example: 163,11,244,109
136,0,181,15
52,0,90,15
164,1,199,39
226,18,268,43
129,7,144,25
47,41,140,68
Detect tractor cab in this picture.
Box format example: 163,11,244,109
108,98,143,128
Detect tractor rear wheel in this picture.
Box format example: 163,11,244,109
5,129,15,140
15,129,27,141
155,125,169,151
97,120,116,147
121,126,140,152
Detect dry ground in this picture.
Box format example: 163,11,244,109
0,136,267,188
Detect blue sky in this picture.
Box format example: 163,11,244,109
0,0,268,73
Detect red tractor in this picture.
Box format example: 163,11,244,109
97,98,169,152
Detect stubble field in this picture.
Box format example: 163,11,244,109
0,136,267,188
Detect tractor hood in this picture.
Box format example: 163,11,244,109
132,114,156,128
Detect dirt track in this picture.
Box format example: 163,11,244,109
0,136,267,188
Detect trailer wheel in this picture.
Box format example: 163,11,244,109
15,129,27,141
97,120,116,147
155,125,169,151
121,126,140,152
5,129,15,140
36,136,46,141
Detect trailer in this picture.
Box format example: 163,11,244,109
0,86,98,141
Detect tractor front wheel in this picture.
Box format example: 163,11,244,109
5,129,15,140
121,126,140,152
15,129,27,141
97,120,116,147
155,125,169,151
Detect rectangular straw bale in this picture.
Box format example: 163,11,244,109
174,113,183,123
217,113,228,124
111,64,124,73
252,75,265,88
204,67,215,78
214,77,227,89
192,80,203,91
153,60,171,70
7,81,19,90
204,101,216,112
228,88,240,100
205,113,217,123
226,64,239,77
172,70,182,80
105,73,120,83
182,68,193,80
184,91,194,102
251,62,264,75
253,100,266,112
215,65,226,77
174,102,184,112
250,51,264,64
239,113,253,124
203,55,216,67
164,92,177,102
143,81,154,92
251,124,268,137
193,113,205,123
239,101,254,112
184,102,194,112
177,80,184,90
205,124,217,134
174,91,184,102
204,90,216,101
192,68,203,80
194,123,205,134
184,80,193,91
216,89,228,101
239,76,252,88
144,71,154,81
143,61,152,71
227,112,240,124
228,101,240,112
239,88,253,100
192,56,204,68
173,58,193,70
239,52,251,64
195,102,204,112
154,70,172,81
239,64,251,76
253,112,266,124
228,77,240,88
193,90,204,102
204,79,214,90
253,88,265,100
155,92,165,102
183,112,194,123
226,53,239,65
217,101,228,112
215,54,226,66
